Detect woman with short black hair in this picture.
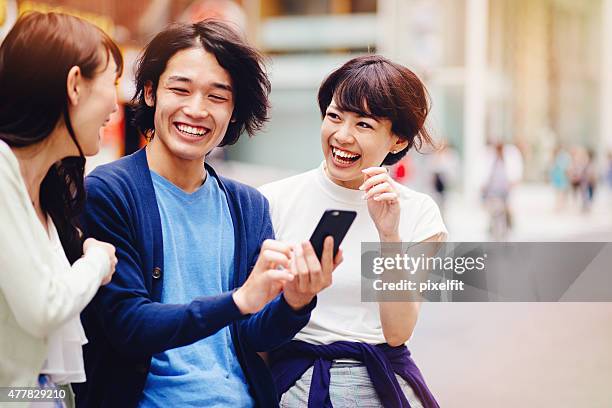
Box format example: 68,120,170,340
260,55,447,408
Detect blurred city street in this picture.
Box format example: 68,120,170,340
445,185,612,242
213,158,612,243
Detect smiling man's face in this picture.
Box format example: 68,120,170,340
144,47,234,163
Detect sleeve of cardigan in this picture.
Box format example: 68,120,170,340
0,154,109,339
82,175,246,359
237,196,316,352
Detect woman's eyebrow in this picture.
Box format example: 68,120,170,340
329,103,379,122
359,115,380,123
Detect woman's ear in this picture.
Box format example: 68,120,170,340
391,137,409,154
144,81,155,107
66,66,82,106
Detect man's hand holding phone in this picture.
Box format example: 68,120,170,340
282,237,343,311
232,239,295,315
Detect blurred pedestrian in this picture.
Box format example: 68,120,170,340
607,151,612,189
581,149,598,212
482,143,511,239
430,142,459,215
549,145,571,210
567,146,586,207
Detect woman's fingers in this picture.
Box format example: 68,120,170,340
364,182,394,200
359,172,389,191
373,192,399,202
361,167,388,177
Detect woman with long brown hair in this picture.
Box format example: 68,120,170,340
0,11,122,403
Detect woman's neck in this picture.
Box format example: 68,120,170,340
11,129,69,227
323,164,364,190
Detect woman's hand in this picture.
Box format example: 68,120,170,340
360,167,401,242
83,238,117,285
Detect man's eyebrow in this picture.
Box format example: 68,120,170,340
166,76,232,93
211,82,233,92
166,75,192,84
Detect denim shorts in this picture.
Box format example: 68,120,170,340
279,361,425,408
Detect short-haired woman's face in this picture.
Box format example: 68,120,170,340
70,53,119,156
321,100,405,189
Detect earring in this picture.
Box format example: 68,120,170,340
391,149,400,154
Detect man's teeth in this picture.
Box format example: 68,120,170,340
177,123,207,136
332,147,360,159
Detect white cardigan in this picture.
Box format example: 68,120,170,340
0,140,109,389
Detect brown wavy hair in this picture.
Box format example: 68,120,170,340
0,12,123,262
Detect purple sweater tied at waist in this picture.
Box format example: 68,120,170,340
270,340,440,408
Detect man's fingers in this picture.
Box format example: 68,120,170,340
261,239,293,257
264,268,295,283
302,241,323,287
334,248,344,268
294,244,310,292
319,237,334,271
289,249,299,276
260,249,290,269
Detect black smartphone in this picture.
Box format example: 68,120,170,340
309,209,357,261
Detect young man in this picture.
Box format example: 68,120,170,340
74,21,340,407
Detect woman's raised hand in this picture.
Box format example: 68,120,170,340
360,167,401,242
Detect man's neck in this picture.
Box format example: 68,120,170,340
145,140,207,193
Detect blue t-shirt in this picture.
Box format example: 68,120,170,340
139,170,253,408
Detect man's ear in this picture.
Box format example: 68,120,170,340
144,81,155,107
66,66,82,106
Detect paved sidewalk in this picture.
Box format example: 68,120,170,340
443,184,612,241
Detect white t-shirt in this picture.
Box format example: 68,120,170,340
259,162,448,345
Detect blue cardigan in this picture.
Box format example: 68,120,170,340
74,149,314,407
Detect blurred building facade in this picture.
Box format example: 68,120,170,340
1,0,611,191
229,0,612,195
